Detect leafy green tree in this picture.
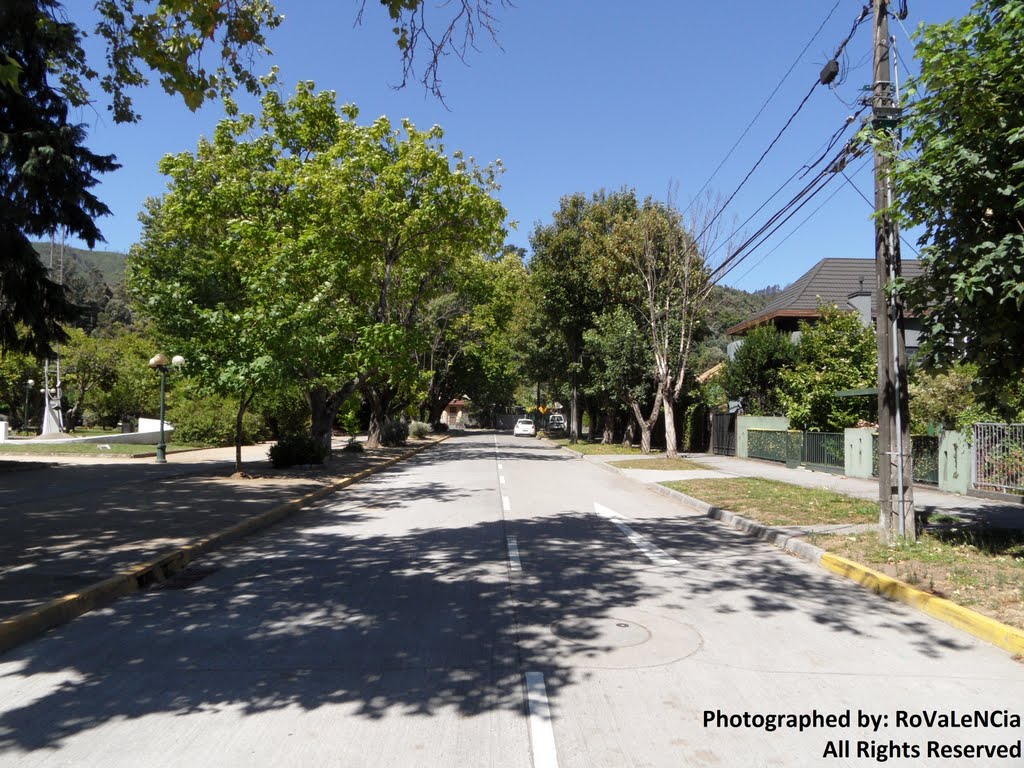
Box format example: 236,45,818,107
88,325,163,426
894,0,1024,405
583,306,652,444
908,363,1024,433
530,190,638,442
421,248,529,423
722,325,797,416
130,83,504,454
780,305,877,431
60,327,119,430
0,350,40,430
600,199,710,456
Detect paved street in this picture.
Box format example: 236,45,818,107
1,432,1022,767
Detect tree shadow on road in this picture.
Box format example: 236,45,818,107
0,439,983,754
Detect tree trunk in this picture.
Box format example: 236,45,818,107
602,404,615,444
663,393,679,459
305,380,358,453
569,369,579,444
621,414,636,448
234,391,255,473
428,399,448,425
364,385,395,449
628,389,663,454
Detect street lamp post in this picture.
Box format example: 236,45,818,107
23,379,34,432
149,354,185,464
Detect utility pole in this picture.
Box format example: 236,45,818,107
872,0,915,541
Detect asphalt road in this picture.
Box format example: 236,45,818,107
1,432,1022,767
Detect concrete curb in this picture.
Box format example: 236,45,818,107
820,553,1024,656
648,482,827,564
0,436,447,656
564,446,1024,658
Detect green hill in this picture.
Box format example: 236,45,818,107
31,241,127,287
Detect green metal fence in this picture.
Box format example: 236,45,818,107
802,431,845,474
747,429,788,463
871,434,939,485
748,429,844,473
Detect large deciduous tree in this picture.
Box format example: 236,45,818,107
530,191,637,443
130,83,504,453
894,0,1024,406
601,200,710,456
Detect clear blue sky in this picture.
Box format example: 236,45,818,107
69,0,971,292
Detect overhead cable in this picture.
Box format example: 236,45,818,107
689,4,872,249
681,0,843,216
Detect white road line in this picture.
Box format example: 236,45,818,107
524,672,559,768
503,495,511,511
498,463,503,470
506,536,522,573
500,475,506,485
593,502,680,566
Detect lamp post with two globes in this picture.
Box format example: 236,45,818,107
148,354,185,463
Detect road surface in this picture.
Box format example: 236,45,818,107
1,432,1021,766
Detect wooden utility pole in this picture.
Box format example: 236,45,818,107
872,0,916,541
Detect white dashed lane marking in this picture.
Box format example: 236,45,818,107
594,502,680,566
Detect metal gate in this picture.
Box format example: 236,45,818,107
711,413,737,456
972,423,1024,495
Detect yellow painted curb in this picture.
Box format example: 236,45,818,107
0,435,448,656
820,552,1024,656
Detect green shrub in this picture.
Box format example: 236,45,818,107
432,421,449,433
409,420,432,439
342,437,364,453
380,419,409,446
268,433,329,467
169,395,268,447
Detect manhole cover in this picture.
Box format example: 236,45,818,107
551,616,651,648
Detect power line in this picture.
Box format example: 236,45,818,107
706,138,864,290
702,108,866,271
682,0,843,215
841,168,922,257
730,155,873,286
689,4,873,249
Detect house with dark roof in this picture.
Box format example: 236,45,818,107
725,257,923,357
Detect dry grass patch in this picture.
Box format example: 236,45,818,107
610,457,710,471
810,527,1024,632
552,439,650,456
661,477,878,527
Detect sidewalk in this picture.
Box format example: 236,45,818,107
0,439,438,629
578,450,1024,531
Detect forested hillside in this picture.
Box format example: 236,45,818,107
31,242,127,287
691,283,782,373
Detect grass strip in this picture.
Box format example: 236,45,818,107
610,457,710,471
551,438,651,456
810,528,1024,632
661,477,877,526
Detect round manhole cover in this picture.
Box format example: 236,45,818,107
551,616,651,648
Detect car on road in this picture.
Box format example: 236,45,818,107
547,413,566,433
513,418,536,437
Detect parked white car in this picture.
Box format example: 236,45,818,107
513,418,537,437
548,413,566,432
